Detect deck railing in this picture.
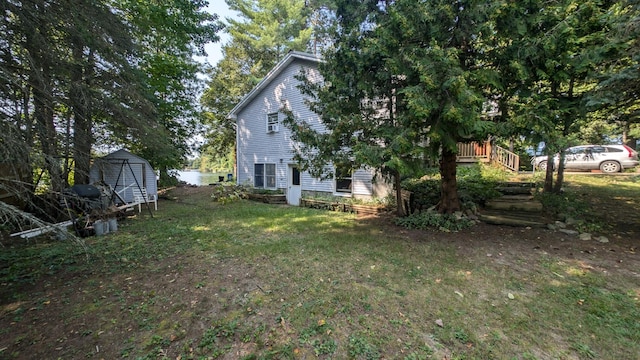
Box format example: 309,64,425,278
494,145,520,172
456,141,520,172
456,141,491,163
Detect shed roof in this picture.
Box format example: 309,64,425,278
226,51,321,119
100,149,150,164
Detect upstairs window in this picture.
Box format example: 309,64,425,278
267,112,279,133
335,166,352,194
254,163,276,188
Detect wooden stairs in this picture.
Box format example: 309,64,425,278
478,183,551,227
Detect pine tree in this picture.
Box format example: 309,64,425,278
285,0,495,214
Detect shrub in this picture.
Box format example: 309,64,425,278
402,164,503,211
394,211,475,232
211,184,249,204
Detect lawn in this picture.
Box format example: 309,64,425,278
1,174,639,359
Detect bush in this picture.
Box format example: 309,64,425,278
394,211,475,232
211,184,249,204
402,164,503,211
250,188,283,195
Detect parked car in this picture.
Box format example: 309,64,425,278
532,145,639,173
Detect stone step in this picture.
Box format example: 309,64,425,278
499,194,535,201
497,181,537,188
478,210,549,228
496,186,535,195
485,198,543,212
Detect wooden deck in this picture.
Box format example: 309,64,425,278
456,141,520,171
457,142,491,163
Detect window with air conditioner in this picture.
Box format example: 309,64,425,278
267,112,279,133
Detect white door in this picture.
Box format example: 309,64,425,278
287,165,302,206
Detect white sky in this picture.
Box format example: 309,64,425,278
196,1,240,66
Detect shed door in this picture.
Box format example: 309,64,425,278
117,163,144,202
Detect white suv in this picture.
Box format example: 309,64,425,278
532,145,639,173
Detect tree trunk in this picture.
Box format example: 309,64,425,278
622,121,637,150
25,8,65,193
33,79,65,193
437,147,460,214
393,169,404,216
553,150,566,193
71,43,94,185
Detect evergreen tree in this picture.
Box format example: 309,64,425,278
589,1,640,149
494,0,614,192
285,0,495,214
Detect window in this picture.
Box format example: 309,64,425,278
254,163,276,188
292,166,300,186
267,112,279,133
335,166,352,193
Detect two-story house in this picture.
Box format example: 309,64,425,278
227,51,390,206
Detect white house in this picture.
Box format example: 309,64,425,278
227,51,390,206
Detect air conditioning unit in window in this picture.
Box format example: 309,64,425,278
267,123,279,133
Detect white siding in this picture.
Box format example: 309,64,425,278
89,149,157,203
235,54,390,198
236,58,328,191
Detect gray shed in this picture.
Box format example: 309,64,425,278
89,149,158,205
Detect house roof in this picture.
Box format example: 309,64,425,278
226,51,321,119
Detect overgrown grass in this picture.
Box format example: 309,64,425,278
1,180,639,359
533,174,640,233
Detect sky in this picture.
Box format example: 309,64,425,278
197,1,240,66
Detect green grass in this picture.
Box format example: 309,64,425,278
1,180,639,359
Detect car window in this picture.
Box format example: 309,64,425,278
590,146,605,153
604,146,623,153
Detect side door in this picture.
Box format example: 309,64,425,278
287,165,302,206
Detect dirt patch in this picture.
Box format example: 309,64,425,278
161,183,218,198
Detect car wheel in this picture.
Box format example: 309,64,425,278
538,161,547,171
600,160,620,173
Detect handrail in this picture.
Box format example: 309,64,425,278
493,145,520,172
455,141,520,172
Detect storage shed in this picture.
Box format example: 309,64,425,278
89,149,157,205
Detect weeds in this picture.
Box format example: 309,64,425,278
394,211,476,232
211,184,249,204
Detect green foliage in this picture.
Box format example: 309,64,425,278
492,0,618,192
348,335,380,359
394,211,475,232
226,0,313,63
302,193,389,206
211,184,249,204
195,149,234,173
1,0,223,193
285,0,497,213
402,165,504,212
401,178,441,211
